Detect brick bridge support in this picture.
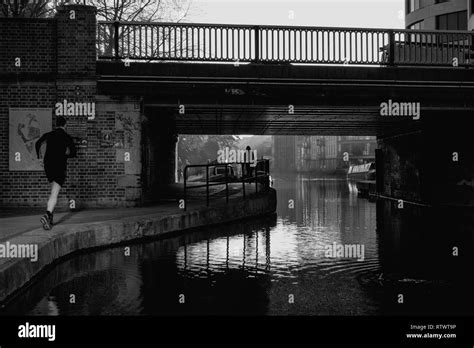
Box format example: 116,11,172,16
377,111,474,207
0,5,178,208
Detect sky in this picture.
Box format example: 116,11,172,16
186,0,405,29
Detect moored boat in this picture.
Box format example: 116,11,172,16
347,162,375,181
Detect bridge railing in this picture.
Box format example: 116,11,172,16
97,21,474,66
390,29,473,66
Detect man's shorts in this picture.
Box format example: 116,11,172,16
45,165,66,187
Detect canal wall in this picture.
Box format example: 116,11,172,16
0,189,277,304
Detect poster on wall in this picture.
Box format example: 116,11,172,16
9,108,52,171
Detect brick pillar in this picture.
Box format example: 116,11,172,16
142,108,177,203
55,5,97,77
54,5,98,208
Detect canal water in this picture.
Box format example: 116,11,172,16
2,175,473,315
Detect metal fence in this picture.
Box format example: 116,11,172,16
183,159,270,211
97,21,474,66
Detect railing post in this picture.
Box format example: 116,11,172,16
255,163,258,194
387,29,395,66
265,159,269,190
183,166,187,211
225,164,229,203
254,26,260,63
114,21,120,60
469,33,474,66
206,165,210,207
242,163,246,198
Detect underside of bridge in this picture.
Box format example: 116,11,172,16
98,61,474,136
98,61,474,206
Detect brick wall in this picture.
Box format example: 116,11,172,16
0,84,57,206
56,5,96,77
0,5,143,208
377,133,423,203
0,18,56,74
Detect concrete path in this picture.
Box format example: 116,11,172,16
0,182,258,242
0,183,274,303
0,203,182,243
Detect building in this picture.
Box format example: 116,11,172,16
338,136,376,168
272,136,376,174
296,136,339,173
272,136,297,172
406,0,473,30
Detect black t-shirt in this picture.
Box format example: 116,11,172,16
35,128,77,168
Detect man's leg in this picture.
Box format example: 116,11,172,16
47,181,61,215
41,181,61,230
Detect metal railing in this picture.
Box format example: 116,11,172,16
97,21,474,66
183,159,270,211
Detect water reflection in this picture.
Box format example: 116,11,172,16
370,200,474,315
1,175,473,316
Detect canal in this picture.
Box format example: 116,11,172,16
2,175,473,316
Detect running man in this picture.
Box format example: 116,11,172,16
35,116,77,230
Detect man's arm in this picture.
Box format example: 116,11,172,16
35,133,49,159
66,135,77,158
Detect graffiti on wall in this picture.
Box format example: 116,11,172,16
9,108,52,171
115,110,141,176
115,112,140,149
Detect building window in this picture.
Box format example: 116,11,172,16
407,0,421,13
435,0,450,3
409,20,425,30
436,11,468,30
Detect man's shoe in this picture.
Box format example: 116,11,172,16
41,214,51,230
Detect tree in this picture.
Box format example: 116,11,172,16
93,0,191,22
178,135,239,166
0,0,52,18
93,0,193,59
1,1,191,23
1,0,194,59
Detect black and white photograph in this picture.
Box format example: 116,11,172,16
1,0,474,345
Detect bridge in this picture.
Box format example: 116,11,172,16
96,21,474,136
0,4,473,209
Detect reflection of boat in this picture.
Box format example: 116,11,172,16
347,180,358,194
356,180,376,197
347,162,375,180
